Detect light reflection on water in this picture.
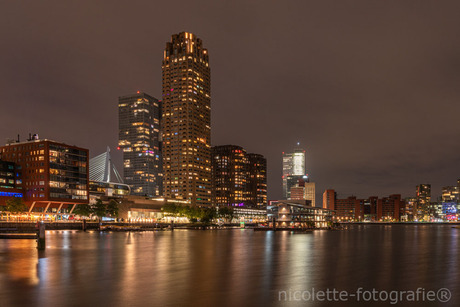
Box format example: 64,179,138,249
0,225,459,307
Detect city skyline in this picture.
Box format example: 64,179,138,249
1,1,459,200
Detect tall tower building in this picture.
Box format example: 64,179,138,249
162,32,211,206
415,184,431,220
282,144,306,199
211,146,267,207
212,145,249,206
247,153,267,207
118,92,162,197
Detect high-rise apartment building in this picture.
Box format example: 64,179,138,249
247,153,267,207
118,92,162,197
211,146,267,207
212,145,249,206
282,145,306,199
162,32,211,206
416,184,431,220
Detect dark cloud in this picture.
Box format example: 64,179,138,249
1,0,459,201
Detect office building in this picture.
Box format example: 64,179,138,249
162,32,211,206
212,145,249,206
0,160,21,190
282,145,306,199
0,160,23,205
211,145,267,207
363,196,378,221
304,182,316,207
247,153,267,207
288,176,316,206
323,189,336,210
0,136,89,216
322,189,405,221
378,194,404,221
118,92,162,197
416,184,431,220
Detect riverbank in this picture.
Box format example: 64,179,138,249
346,221,460,225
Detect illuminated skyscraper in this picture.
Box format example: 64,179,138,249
282,144,306,199
415,184,431,220
247,153,267,207
162,32,211,206
211,145,267,207
212,145,249,206
118,92,162,197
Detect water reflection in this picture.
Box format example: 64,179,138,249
0,226,459,306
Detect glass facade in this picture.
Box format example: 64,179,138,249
89,181,130,198
212,146,267,207
416,184,431,219
282,147,306,199
0,139,89,204
0,160,20,190
49,144,88,200
118,92,162,197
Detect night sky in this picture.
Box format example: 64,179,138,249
1,1,459,202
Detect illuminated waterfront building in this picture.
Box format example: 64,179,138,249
0,136,89,216
0,160,22,205
247,153,267,207
442,185,459,203
440,181,460,220
288,176,316,206
416,184,431,220
378,194,404,221
0,160,21,190
363,197,378,221
212,145,267,207
162,32,211,206
267,200,334,228
323,189,336,210
334,196,362,221
404,197,417,221
282,145,306,199
304,182,316,206
212,145,249,206
118,92,162,197
322,189,405,221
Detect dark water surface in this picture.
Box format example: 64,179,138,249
0,225,459,307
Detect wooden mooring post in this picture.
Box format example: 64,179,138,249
37,222,45,250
